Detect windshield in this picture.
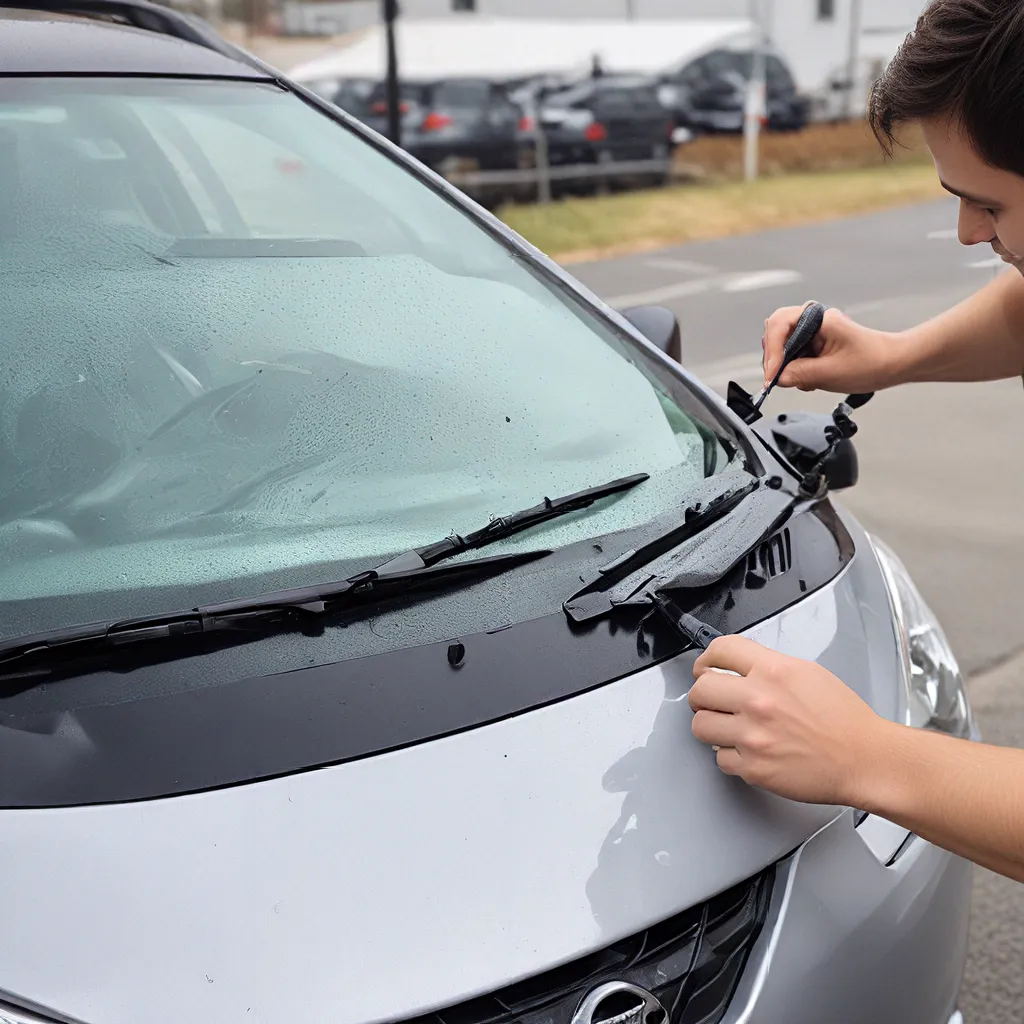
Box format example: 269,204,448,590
0,76,742,628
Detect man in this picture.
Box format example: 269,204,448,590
688,0,1024,884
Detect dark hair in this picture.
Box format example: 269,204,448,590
869,0,1024,176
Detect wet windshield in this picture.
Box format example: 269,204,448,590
0,77,742,620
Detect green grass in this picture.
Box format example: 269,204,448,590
499,161,944,264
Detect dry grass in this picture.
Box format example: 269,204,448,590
672,119,929,181
500,160,943,264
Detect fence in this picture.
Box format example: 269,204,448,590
442,157,674,204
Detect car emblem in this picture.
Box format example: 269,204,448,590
570,981,667,1024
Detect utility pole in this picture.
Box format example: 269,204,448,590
624,0,635,18
383,0,402,148
528,89,551,204
844,0,863,120
743,0,766,181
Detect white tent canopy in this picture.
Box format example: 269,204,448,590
288,16,757,84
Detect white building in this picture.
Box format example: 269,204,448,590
283,0,927,112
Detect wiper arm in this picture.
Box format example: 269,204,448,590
0,473,649,678
563,478,764,624
0,473,647,678
0,550,548,675
373,473,650,574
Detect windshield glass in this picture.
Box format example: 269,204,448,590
0,76,743,625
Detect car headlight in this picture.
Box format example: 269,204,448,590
870,536,973,738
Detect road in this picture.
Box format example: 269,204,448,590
570,197,1024,1023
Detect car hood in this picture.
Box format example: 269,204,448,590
0,510,902,1024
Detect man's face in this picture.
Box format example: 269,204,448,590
922,115,1024,273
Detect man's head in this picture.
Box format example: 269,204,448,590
870,0,1024,271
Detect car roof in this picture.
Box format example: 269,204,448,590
0,8,271,78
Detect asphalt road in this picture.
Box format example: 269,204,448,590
570,197,1024,1024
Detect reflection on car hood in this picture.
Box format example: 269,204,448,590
0,510,902,1024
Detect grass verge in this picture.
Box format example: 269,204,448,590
499,160,945,265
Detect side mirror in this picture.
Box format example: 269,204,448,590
621,305,682,362
754,410,859,490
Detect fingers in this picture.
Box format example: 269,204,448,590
693,634,762,678
691,708,744,748
764,303,846,391
688,668,749,714
762,303,806,383
715,746,745,776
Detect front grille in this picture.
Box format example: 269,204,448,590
401,867,774,1024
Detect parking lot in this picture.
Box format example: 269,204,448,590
573,196,1024,1022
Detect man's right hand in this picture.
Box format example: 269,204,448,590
763,303,900,394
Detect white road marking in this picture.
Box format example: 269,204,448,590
968,256,1005,269
927,228,959,240
688,353,765,392
722,269,803,293
607,268,803,308
606,276,720,308
643,258,719,275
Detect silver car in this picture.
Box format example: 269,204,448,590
0,5,972,1024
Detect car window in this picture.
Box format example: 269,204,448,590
631,87,665,113
544,82,595,108
593,88,636,117
367,81,426,113
674,61,707,89
699,50,753,81
333,79,374,118
0,76,739,617
431,80,491,108
766,56,796,92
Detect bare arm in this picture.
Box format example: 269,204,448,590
688,637,1024,882
891,268,1024,384
863,723,1024,881
763,270,1024,393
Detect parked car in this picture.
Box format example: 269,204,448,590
301,75,376,121
659,47,810,134
538,75,674,166
360,76,525,174
0,7,971,1024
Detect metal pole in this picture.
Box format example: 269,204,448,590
844,0,863,120
743,0,766,182
624,0,635,18
383,0,402,148
528,91,551,204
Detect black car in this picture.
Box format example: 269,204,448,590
297,76,376,120
659,48,809,134
534,75,674,185
361,77,525,174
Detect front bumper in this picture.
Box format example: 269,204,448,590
724,810,972,1024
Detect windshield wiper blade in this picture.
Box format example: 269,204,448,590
373,473,649,574
0,473,647,679
0,549,549,674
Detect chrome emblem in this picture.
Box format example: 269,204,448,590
570,981,667,1024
